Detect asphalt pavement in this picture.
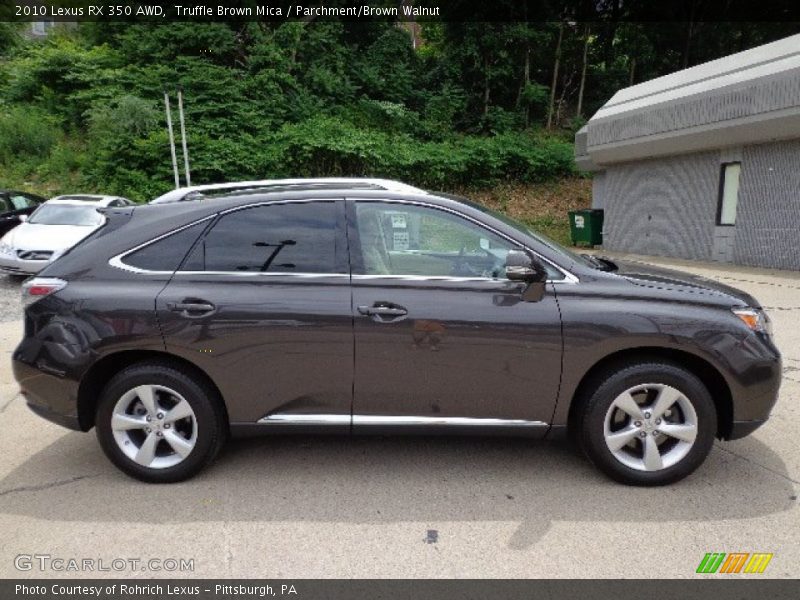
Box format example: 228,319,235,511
0,255,797,578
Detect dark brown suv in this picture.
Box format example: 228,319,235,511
12,179,781,485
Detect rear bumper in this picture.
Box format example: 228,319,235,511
13,353,85,431
25,395,83,431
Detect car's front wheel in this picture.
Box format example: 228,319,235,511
576,361,716,486
95,362,226,483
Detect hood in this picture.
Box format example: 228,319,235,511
611,259,760,307
3,223,98,252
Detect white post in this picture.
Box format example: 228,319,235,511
164,90,180,189
177,86,191,187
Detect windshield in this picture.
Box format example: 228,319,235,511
455,197,594,268
28,204,104,227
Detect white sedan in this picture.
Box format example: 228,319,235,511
0,195,133,276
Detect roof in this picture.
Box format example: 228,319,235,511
576,33,800,170
149,178,428,204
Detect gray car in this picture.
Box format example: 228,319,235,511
13,179,781,485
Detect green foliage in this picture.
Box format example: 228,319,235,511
4,34,121,127
87,95,160,138
265,115,574,189
3,19,790,203
352,26,418,103
0,23,21,55
0,105,58,162
520,82,549,118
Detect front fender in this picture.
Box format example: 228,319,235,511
550,290,781,427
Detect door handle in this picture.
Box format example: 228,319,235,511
167,301,216,317
357,303,408,322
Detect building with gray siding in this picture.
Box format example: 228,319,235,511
576,34,800,271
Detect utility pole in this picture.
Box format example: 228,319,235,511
177,85,191,187
547,21,564,130
163,90,180,189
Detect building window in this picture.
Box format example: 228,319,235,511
717,162,741,226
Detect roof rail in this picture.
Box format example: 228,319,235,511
150,178,427,204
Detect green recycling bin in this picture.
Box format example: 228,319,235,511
568,208,604,247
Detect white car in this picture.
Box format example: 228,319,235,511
0,195,133,276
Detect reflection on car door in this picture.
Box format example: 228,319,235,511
155,200,354,429
347,200,563,435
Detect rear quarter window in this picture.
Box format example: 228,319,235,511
122,220,210,272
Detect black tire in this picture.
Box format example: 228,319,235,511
575,360,716,486
96,362,226,483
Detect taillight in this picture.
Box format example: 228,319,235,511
21,277,67,307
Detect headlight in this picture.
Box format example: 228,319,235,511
0,242,14,256
732,307,773,336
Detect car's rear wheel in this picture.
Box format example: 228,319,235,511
96,362,226,483
576,361,716,486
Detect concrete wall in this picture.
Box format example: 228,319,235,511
599,151,720,260
598,140,800,271
735,140,800,270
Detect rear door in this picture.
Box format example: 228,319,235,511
347,199,563,435
155,199,354,429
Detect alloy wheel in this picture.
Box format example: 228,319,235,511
603,383,698,472
110,384,197,469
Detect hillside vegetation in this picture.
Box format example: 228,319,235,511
0,20,790,241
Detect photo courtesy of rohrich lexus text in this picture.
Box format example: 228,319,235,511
0,1,798,598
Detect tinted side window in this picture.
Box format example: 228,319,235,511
123,220,209,272
184,202,338,274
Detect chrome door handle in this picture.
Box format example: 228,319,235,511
357,303,408,322
167,301,216,317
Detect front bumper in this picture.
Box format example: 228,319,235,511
728,419,768,440
0,254,47,276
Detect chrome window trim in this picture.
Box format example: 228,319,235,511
352,274,515,283
257,413,548,428
109,215,216,275
109,196,579,284
109,199,337,275
175,271,350,279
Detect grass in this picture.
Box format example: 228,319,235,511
456,177,593,247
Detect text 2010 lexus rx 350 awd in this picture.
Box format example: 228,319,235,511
13,179,781,485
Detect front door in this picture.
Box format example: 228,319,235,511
348,200,563,435
155,199,354,429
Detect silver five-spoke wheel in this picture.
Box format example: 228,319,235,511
111,384,197,469
603,383,698,472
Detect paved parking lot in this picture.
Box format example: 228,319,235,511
0,255,797,578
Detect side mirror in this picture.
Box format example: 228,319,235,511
505,250,547,283
19,215,28,223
